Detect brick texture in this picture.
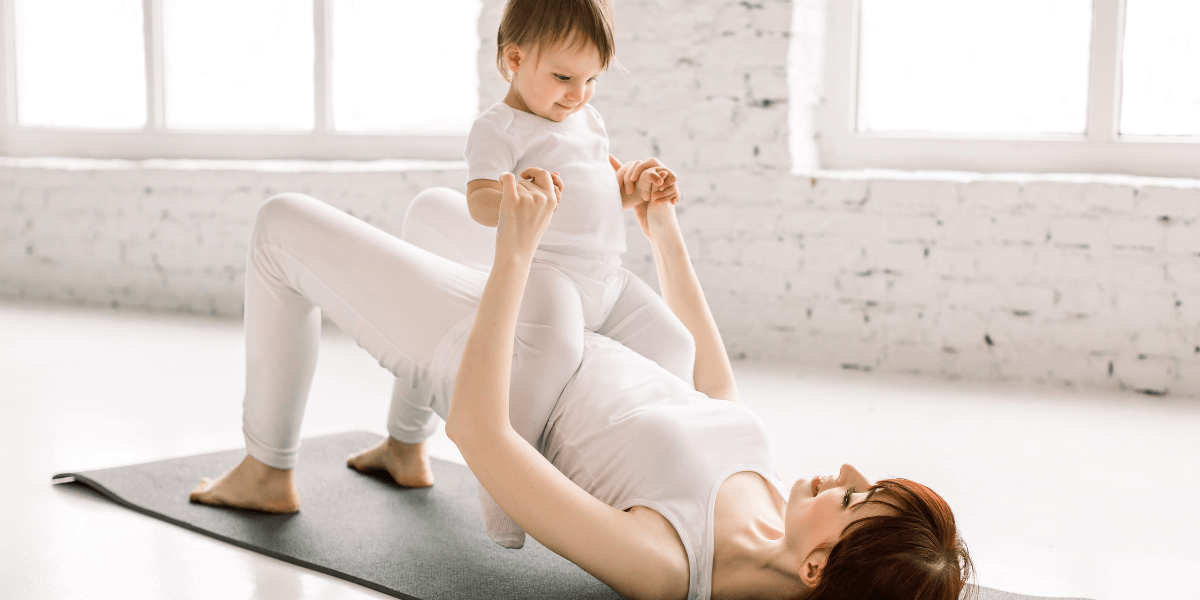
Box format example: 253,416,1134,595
0,158,464,316
1,0,1197,399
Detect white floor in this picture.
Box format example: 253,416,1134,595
1,302,1196,600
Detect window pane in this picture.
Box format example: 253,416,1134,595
13,0,146,129
858,0,1092,135
331,0,479,133
1120,0,1200,136
163,0,313,131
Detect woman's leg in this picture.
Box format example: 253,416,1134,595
348,188,495,487
192,192,486,511
382,188,495,444
400,187,495,272
385,189,588,548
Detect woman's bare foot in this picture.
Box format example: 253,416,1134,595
189,455,300,513
346,436,435,488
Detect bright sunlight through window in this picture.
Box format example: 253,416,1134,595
13,0,146,129
332,0,480,134
163,0,314,131
1120,0,1200,137
10,0,479,136
857,0,1093,135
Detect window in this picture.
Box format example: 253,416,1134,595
811,0,1200,178
0,0,480,160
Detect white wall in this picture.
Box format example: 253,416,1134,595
1,0,1197,398
0,158,465,315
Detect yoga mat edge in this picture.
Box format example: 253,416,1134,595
52,469,421,600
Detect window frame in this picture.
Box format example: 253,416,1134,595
0,0,468,161
817,0,1200,179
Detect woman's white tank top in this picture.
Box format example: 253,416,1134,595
542,332,789,600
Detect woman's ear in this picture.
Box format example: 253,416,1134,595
800,548,829,588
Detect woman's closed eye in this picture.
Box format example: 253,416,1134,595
842,487,856,508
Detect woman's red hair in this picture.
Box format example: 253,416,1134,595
802,478,975,600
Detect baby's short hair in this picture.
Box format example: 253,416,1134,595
496,0,617,82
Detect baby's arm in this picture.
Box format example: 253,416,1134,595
467,174,562,228
467,179,504,227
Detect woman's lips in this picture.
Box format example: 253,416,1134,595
810,476,821,496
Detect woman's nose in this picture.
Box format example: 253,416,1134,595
839,463,873,489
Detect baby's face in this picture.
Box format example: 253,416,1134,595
511,36,604,122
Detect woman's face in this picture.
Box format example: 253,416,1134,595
504,36,603,122
784,463,889,560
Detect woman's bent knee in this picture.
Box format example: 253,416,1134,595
251,193,325,247
256,193,318,226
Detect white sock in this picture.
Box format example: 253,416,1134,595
478,482,526,549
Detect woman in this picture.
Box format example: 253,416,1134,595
190,168,973,600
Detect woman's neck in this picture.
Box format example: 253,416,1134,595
710,472,806,599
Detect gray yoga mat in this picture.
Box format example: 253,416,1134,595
53,431,1087,600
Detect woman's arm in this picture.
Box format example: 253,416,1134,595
638,198,741,403
445,170,688,600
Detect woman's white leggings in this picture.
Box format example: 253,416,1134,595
242,188,695,476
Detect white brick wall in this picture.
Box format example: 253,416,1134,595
0,158,465,315
2,0,1197,399
664,171,1199,399
564,0,1198,399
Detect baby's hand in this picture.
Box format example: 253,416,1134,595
636,167,679,206
609,155,680,209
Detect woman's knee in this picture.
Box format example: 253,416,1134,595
256,192,317,225
252,193,322,244
402,188,467,241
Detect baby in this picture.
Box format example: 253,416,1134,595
465,0,696,548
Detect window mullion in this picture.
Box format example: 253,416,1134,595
143,0,163,132
1086,0,1125,144
313,0,331,135
1,0,15,130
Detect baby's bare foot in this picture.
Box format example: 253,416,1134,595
189,455,300,513
347,437,434,488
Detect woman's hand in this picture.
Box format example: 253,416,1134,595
495,168,562,260
610,155,679,210
633,184,683,243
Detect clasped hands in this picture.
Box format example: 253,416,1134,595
609,155,681,241
495,168,562,260
608,155,679,210
495,156,681,258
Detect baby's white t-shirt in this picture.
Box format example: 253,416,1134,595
464,102,626,255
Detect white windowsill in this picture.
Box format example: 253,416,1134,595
3,157,1197,189
803,168,1200,188
0,156,466,173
